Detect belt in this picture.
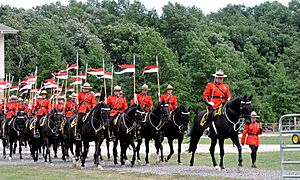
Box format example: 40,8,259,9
209,96,226,99
248,133,258,136
112,108,122,110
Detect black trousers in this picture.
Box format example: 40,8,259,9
249,145,258,164
77,113,85,131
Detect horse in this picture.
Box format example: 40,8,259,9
26,116,43,161
98,113,111,161
136,101,170,164
74,103,110,168
164,105,191,164
112,104,145,166
6,110,28,160
41,109,64,163
188,95,253,169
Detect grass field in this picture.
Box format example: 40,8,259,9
0,166,235,180
177,135,293,145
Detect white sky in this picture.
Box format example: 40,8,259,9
0,0,290,14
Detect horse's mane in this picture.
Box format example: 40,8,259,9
225,96,242,107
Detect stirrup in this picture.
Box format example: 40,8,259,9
110,134,116,142
34,131,40,138
75,133,81,141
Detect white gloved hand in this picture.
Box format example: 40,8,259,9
208,101,214,107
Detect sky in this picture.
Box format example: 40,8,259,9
0,0,290,14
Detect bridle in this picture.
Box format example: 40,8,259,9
223,100,252,132
148,104,169,131
172,109,190,131
47,111,63,135
122,107,145,134
90,107,110,134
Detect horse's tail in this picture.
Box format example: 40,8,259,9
187,111,205,153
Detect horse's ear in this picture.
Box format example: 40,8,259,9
243,94,247,101
188,106,191,112
249,94,253,101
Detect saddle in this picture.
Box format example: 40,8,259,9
199,105,223,127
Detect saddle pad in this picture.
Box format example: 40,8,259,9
29,121,35,130
200,109,208,127
82,111,91,123
213,104,223,117
8,119,13,126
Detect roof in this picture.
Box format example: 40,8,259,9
0,24,18,34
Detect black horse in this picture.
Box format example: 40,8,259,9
26,116,43,161
6,110,28,160
164,105,190,164
136,101,170,164
75,103,110,168
112,104,145,166
99,112,112,161
42,109,64,163
188,95,253,169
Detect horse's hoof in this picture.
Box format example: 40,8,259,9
97,165,103,170
146,163,151,166
81,166,85,169
3,155,6,159
125,160,130,166
214,166,221,172
8,157,12,160
164,157,168,162
178,162,183,166
136,160,141,165
50,163,54,166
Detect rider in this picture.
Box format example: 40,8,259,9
160,84,178,121
202,69,232,123
2,95,19,139
76,82,97,140
34,90,52,134
0,98,5,119
130,84,153,112
54,96,66,112
65,93,77,123
106,85,128,141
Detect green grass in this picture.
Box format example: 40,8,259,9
173,135,293,145
0,166,235,180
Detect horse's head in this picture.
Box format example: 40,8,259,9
99,103,110,123
50,108,64,129
175,106,191,131
240,94,253,122
153,101,170,121
133,104,146,123
15,110,27,132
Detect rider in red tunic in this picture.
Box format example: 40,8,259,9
53,96,66,112
202,70,232,122
160,84,178,112
65,93,77,122
35,90,52,125
106,85,128,141
241,111,262,168
75,82,97,140
2,95,19,139
130,84,153,112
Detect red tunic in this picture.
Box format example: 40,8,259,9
130,94,153,112
241,122,262,147
35,99,52,116
160,94,177,111
202,82,232,109
5,102,18,119
77,92,96,113
54,103,65,112
106,95,128,117
65,101,77,118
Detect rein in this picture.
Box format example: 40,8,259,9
148,111,166,131
90,109,104,134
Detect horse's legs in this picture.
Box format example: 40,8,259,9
106,137,110,159
81,141,89,167
145,138,150,164
177,136,183,164
113,140,118,165
189,132,203,166
209,138,218,167
53,141,58,158
19,139,23,159
9,139,13,159
13,141,17,154
130,139,136,166
120,141,126,166
160,136,164,162
165,137,174,162
61,139,66,161
95,140,100,166
2,139,6,158
218,139,225,169
136,138,142,161
231,135,243,167
75,140,82,161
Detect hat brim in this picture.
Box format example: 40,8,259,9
251,115,260,118
82,86,92,89
212,74,227,78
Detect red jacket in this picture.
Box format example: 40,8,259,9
203,82,232,109
54,103,65,112
241,122,262,147
130,94,153,112
77,92,96,113
5,102,18,119
65,101,77,118
35,99,52,116
106,95,128,117
160,94,177,111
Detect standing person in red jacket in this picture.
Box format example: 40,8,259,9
130,84,153,112
2,95,19,139
202,69,232,122
65,93,77,123
75,82,96,140
241,111,262,168
106,85,128,141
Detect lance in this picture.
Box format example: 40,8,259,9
156,56,161,102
